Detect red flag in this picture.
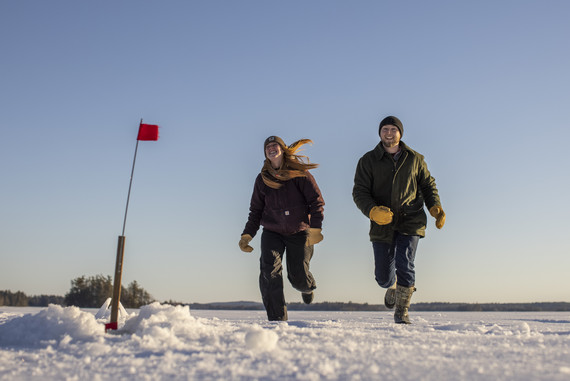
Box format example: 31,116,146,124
137,123,159,141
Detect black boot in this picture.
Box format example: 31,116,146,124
268,306,288,321
384,282,397,309
302,292,314,304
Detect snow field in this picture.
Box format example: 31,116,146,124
0,304,569,380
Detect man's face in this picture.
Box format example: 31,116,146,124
380,125,401,148
265,142,283,160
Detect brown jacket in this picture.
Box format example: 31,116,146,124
242,172,324,237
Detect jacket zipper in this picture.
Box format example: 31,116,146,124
391,152,408,219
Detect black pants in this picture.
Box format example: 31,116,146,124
259,229,316,321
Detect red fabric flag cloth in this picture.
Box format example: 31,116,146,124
137,123,159,141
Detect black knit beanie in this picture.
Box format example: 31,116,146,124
379,116,404,137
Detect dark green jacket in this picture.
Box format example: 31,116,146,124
352,141,441,243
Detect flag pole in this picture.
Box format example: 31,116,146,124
107,119,143,331
122,118,143,236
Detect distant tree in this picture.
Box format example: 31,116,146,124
122,280,154,308
64,275,113,307
64,275,154,308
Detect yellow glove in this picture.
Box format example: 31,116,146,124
238,234,254,252
369,206,393,225
306,228,324,246
429,206,446,229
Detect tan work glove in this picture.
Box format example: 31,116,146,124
238,234,254,252
306,228,324,246
429,206,446,229
369,206,393,225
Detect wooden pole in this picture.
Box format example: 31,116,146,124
109,235,126,328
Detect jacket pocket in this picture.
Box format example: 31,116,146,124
401,200,424,216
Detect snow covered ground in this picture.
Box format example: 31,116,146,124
0,304,569,380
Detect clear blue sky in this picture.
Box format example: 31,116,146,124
2,1,569,304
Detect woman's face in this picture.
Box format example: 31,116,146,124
265,142,284,168
265,142,283,160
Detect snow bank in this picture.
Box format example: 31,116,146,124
0,304,103,347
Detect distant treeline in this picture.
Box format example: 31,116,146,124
0,290,64,307
285,301,570,312
186,301,570,312
1,274,154,308
3,290,569,312
411,302,570,312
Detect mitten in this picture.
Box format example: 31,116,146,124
238,234,254,252
369,206,393,225
429,206,446,229
306,228,324,246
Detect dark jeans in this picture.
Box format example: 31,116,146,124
372,232,420,289
259,229,316,321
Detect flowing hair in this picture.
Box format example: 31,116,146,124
261,139,319,189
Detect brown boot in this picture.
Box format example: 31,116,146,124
394,284,415,324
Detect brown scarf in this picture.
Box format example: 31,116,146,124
261,139,318,189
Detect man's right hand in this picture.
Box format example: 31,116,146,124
238,234,254,252
369,206,393,225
